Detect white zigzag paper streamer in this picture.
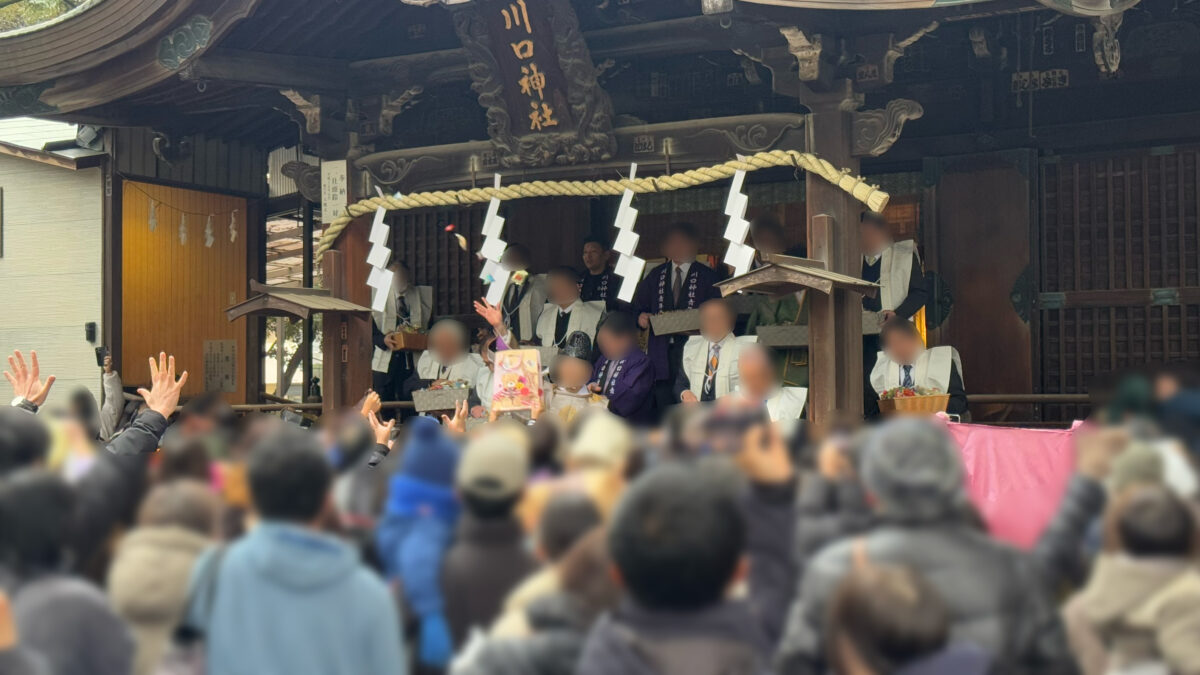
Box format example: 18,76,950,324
148,198,158,232
366,186,395,314
229,210,238,243
721,165,756,277
178,213,187,245
477,174,510,305
610,164,645,303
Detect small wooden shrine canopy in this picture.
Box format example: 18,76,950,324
225,280,372,322
717,253,879,299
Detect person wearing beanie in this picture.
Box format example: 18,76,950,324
442,425,538,648
376,416,461,673
777,418,1077,674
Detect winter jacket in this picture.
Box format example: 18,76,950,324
107,525,211,675
576,479,796,674
0,647,50,675
3,569,133,675
442,515,539,648
776,523,1078,675
452,592,591,675
1064,555,1200,675
1033,474,1108,589
185,521,405,675
895,643,991,675
578,599,770,675
792,472,873,583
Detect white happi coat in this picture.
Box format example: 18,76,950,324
416,350,485,384
870,345,963,394
534,300,605,347
681,334,758,399
502,274,547,342
863,239,919,334
371,284,432,373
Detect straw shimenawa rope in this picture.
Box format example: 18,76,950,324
315,149,889,257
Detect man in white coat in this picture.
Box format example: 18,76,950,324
499,243,547,344
731,343,807,434
868,318,967,417
532,266,605,349
673,299,756,404
370,260,432,410
403,319,485,397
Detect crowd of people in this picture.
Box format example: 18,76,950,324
0,209,1198,675
0,337,1196,674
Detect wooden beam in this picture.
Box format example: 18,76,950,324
183,48,351,92
0,141,103,171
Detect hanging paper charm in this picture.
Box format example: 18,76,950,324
476,174,510,305
229,210,238,243
204,214,215,248
610,164,646,303
178,213,187,245
365,187,395,314
148,198,158,232
721,162,756,277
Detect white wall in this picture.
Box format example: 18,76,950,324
0,155,103,408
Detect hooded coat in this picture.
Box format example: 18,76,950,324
1064,555,1200,675
185,522,405,675
107,526,211,675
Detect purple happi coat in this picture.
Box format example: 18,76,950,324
632,261,721,381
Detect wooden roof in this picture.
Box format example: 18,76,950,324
225,280,371,321
716,253,880,298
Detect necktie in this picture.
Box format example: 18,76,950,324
396,295,410,328
672,266,683,307
701,343,720,401
554,309,570,345
600,362,614,393
902,364,914,388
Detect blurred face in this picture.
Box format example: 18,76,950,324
883,330,923,366
750,227,784,256
738,350,775,398
390,264,410,289
548,273,580,307
859,221,890,257
662,231,697,264
699,302,734,343
555,357,592,391
1156,372,1182,402
501,247,528,272
582,242,608,272
597,327,632,360
430,327,464,363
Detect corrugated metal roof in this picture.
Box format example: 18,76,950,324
0,117,76,150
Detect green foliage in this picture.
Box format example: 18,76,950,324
0,0,86,33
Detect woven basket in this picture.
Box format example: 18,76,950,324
412,387,469,413
649,309,701,335
390,331,427,351
756,325,809,348
878,394,950,416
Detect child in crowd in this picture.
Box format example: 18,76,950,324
442,424,538,648
376,416,461,672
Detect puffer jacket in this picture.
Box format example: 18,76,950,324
452,592,590,675
107,525,211,675
1064,555,1200,675
775,523,1078,675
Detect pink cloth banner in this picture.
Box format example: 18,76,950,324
946,420,1080,550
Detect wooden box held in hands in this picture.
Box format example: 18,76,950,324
412,387,469,413
389,330,427,351
649,309,701,335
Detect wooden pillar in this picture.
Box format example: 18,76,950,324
321,216,373,417
245,197,267,404
301,198,315,400
805,89,864,425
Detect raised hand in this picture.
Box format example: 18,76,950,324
473,298,505,330
441,399,469,434
136,352,189,419
4,350,55,407
368,411,397,448
361,390,382,418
